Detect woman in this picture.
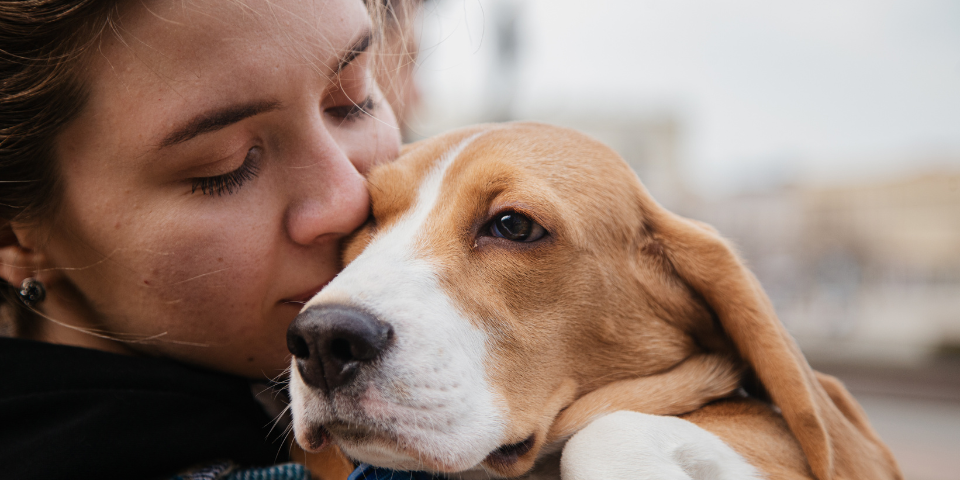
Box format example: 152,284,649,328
0,0,410,478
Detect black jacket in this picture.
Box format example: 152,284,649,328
0,337,288,480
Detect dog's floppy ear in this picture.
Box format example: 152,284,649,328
647,205,902,480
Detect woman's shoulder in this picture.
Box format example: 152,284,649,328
0,337,288,480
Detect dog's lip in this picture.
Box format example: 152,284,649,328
483,434,536,469
325,422,466,473
282,282,328,306
324,420,380,440
299,425,332,453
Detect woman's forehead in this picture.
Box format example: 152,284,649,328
69,0,372,157
92,0,370,85
108,1,366,56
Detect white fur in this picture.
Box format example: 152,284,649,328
290,133,507,472
561,411,764,480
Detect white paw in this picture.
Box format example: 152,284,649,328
560,411,763,480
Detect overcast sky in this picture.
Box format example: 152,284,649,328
415,0,960,195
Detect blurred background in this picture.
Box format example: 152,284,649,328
388,1,960,478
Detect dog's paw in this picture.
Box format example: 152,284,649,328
559,411,764,480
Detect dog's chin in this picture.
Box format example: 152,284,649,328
335,436,426,471
332,426,545,478
323,421,491,474
293,408,548,478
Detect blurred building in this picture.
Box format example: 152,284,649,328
694,172,960,365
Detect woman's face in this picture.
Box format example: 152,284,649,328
37,0,400,378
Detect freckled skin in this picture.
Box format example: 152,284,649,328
9,0,400,379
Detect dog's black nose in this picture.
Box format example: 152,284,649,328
287,304,393,392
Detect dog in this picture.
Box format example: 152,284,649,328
286,123,902,479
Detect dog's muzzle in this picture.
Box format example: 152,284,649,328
287,304,393,392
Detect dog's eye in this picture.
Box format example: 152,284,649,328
490,212,546,242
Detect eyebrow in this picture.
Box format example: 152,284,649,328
336,31,373,75
157,30,373,149
159,100,281,148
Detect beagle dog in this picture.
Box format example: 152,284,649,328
287,123,902,480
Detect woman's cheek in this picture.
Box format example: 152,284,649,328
373,94,403,164
334,91,401,173
149,224,271,322
92,195,275,340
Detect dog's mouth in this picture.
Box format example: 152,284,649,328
319,419,539,474
322,420,465,472
298,424,332,453
301,417,403,457
323,421,383,444
483,434,536,469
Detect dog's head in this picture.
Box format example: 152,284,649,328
288,123,899,479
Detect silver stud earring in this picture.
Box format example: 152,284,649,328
18,277,46,307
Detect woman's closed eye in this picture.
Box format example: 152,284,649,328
190,146,262,196
325,95,376,122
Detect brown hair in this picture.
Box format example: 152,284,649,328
1,0,124,334
372,0,423,133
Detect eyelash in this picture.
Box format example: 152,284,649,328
191,147,262,196
325,96,376,122
187,93,372,196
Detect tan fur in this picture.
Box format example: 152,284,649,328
547,354,742,444
310,122,901,479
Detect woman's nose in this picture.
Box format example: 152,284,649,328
285,131,370,247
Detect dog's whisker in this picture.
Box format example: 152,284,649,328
266,404,293,439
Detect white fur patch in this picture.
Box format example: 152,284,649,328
561,411,764,480
291,132,506,472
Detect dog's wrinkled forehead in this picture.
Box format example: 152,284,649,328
361,123,648,256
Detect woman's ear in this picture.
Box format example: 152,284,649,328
645,203,902,480
0,222,51,287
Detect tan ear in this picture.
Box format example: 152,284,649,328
649,206,902,480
